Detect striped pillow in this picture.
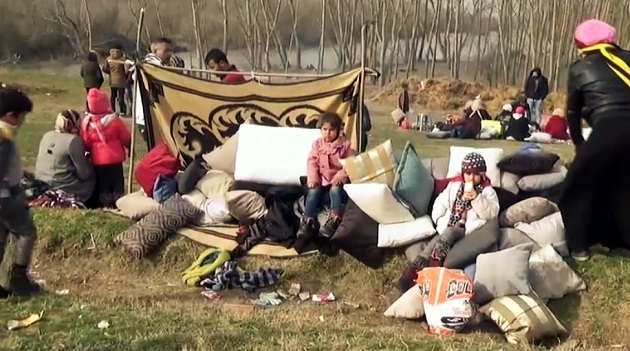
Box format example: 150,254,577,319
481,294,567,344
341,139,397,187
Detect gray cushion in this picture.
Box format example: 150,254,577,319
498,228,540,251
443,218,500,269
499,197,558,227
474,243,534,305
426,131,451,139
500,172,520,195
422,157,450,180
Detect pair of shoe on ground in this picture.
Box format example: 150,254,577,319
0,266,43,299
293,217,340,254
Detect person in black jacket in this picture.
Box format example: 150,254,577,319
559,19,630,262
524,67,549,124
80,51,103,111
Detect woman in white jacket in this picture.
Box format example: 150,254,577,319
398,152,500,292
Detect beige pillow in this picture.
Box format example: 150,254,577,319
116,191,160,220
182,189,207,209
226,190,267,222
344,183,414,224
202,132,239,174
481,294,567,344
499,197,558,227
341,139,397,188
383,285,424,319
529,245,587,300
195,170,234,198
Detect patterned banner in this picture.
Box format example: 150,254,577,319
137,64,362,166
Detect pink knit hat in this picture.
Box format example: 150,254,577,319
574,19,616,48
87,88,112,115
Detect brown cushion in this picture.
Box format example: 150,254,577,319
497,151,560,176
499,197,558,227
116,191,160,220
202,132,239,174
226,190,267,222
331,199,385,269
116,194,201,259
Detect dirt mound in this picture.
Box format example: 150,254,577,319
371,77,567,113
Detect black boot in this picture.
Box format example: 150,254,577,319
319,216,341,239
293,218,318,253
9,265,42,296
0,285,11,299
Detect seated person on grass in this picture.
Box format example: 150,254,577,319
398,152,499,292
35,110,95,205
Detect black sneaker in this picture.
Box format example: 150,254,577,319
319,216,341,239
293,218,318,253
9,266,42,296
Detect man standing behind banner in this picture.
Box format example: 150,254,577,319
130,37,185,149
204,48,246,84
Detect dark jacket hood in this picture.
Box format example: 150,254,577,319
529,67,542,77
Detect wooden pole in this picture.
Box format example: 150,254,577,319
127,8,146,195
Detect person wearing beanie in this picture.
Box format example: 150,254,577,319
503,105,530,141
495,103,513,122
35,109,95,204
558,19,630,262
81,88,131,208
398,152,499,292
542,108,569,140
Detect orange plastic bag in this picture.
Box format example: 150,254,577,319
416,267,474,336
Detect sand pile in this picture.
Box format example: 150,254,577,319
371,77,567,113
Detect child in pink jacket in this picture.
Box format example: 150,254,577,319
297,112,355,242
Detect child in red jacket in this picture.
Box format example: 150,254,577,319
81,88,131,207
543,108,570,140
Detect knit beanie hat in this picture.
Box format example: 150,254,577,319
461,152,487,174
502,104,513,112
574,19,616,49
87,88,112,115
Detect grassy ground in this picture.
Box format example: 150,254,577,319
0,67,628,350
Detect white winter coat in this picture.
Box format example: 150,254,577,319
431,180,500,235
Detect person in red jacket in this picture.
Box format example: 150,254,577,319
204,48,246,84
543,108,570,140
81,88,131,208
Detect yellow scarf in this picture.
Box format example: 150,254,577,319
578,43,630,88
0,120,16,141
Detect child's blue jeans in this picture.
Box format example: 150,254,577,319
304,185,345,218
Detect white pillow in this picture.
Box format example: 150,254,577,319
234,124,321,185
527,132,553,143
515,212,565,248
384,285,424,319
446,146,504,187
378,215,436,248
582,127,592,140
529,245,587,300
197,196,233,226
345,183,414,224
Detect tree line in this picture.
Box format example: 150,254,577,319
0,0,629,90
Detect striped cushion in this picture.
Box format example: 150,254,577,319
341,139,397,187
481,294,567,344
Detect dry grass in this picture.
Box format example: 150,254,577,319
0,68,628,350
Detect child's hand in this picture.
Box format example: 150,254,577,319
307,182,318,189
463,191,477,201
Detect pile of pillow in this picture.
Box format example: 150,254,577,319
497,146,567,198
385,242,586,344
